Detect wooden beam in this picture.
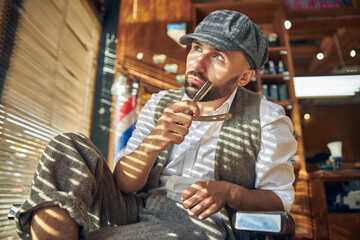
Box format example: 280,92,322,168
286,7,360,19
289,32,332,41
290,15,360,33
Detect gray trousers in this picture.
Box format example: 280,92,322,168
15,132,226,240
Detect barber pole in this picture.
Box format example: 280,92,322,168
112,74,138,163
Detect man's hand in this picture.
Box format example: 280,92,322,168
146,100,200,152
180,180,229,220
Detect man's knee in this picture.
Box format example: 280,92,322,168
31,206,79,240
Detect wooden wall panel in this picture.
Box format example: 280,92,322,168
119,0,192,23
115,0,192,102
301,103,360,164
291,171,313,239
109,0,192,162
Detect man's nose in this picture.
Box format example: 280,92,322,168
192,54,207,72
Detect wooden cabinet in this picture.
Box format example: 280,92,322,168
192,1,311,238
308,170,360,239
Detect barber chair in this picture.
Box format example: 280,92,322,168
8,204,21,220
233,211,295,240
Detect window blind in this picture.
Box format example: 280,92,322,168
0,103,60,239
0,0,101,238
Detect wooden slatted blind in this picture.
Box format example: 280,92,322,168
0,104,60,239
0,0,101,238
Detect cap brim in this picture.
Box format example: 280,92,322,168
179,32,241,51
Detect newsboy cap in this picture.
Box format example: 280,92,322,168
179,10,268,70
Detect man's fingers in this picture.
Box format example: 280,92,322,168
161,110,193,128
188,198,220,220
198,203,221,220
182,183,210,209
165,100,200,117
157,118,189,136
182,193,202,210
181,181,227,220
180,181,206,202
187,197,212,216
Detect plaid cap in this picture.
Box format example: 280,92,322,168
179,10,268,70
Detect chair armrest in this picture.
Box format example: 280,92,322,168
8,204,22,220
232,211,295,239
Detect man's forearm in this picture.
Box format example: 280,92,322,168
226,182,284,212
114,137,160,193
114,100,199,193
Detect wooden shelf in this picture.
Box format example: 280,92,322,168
309,169,360,180
268,46,288,53
308,170,360,239
293,163,301,170
261,74,290,79
274,100,293,107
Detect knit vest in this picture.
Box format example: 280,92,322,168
142,86,262,239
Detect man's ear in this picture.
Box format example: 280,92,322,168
237,69,256,87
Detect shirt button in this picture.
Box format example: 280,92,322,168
185,168,191,174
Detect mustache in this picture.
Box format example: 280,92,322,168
186,71,209,83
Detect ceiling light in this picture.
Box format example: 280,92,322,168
317,52,324,60
136,52,144,60
304,113,311,120
350,50,356,58
294,75,360,97
284,20,292,30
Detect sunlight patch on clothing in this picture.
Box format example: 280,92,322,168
39,160,51,173
47,145,83,165
88,212,100,222
43,151,56,162
242,123,259,132
218,155,233,163
69,178,80,186
76,140,96,151
53,137,80,152
70,167,88,178
37,176,55,189
60,133,71,140
26,198,36,208
189,217,221,235
193,163,213,173
32,186,52,201
137,114,154,123
167,232,179,237
221,128,249,139
257,164,271,172
218,139,246,151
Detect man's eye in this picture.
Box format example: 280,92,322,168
214,54,225,61
194,45,202,51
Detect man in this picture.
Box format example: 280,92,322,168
16,10,296,240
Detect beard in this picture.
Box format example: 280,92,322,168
185,71,239,102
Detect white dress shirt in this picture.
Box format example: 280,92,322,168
118,88,297,212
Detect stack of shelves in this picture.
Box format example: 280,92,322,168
192,1,311,238
193,0,305,172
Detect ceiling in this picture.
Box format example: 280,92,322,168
286,6,360,76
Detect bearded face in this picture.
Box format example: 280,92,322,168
185,71,239,102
